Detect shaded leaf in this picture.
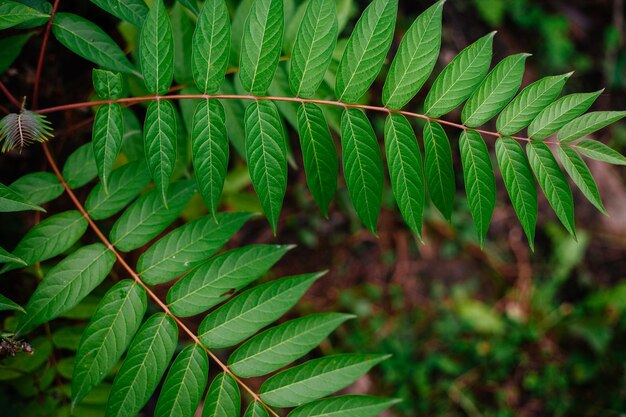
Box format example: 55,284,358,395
144,100,177,205
0,33,33,75
62,142,98,189
0,293,24,312
9,172,62,206
423,121,455,220
557,145,606,214
243,402,268,417
192,0,230,93
140,0,174,94
201,373,240,417
0,182,44,213
92,103,124,192
0,246,25,265
0,1,48,30
89,0,148,27
92,69,125,100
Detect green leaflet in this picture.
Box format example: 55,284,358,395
52,13,138,76
137,212,251,285
92,103,124,192
0,182,44,212
229,313,354,378
106,314,178,417
0,246,25,265
459,130,496,246
171,2,194,85
201,373,241,417
178,0,200,15
574,139,626,165
268,63,299,130
0,33,33,75
289,0,338,98
244,402,269,417
557,111,626,143
72,280,147,406
239,0,284,95
557,145,606,214
144,100,177,205
89,0,148,27
245,100,288,234
140,0,174,95
192,99,229,217
198,272,324,348
154,344,209,417
288,395,401,417
9,172,62,206
52,324,85,351
297,103,338,216
496,72,571,136
167,244,292,317
461,53,529,127
0,1,48,30
85,161,151,220
0,293,24,312
110,180,196,252
382,0,443,109
423,121,455,221
424,32,494,118
2,211,87,272
526,141,575,237
16,244,116,335
192,0,230,94
62,143,98,189
93,69,125,100
495,137,537,249
384,113,425,238
260,354,389,407
527,91,602,139
335,0,397,103
341,108,384,233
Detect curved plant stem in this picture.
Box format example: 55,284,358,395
36,93,550,144
32,0,61,110
0,81,22,110
41,143,281,417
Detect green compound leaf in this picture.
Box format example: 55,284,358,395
52,13,138,76
384,113,425,238
260,354,389,407
527,91,602,139
526,141,575,237
459,130,496,246
89,0,148,27
229,313,354,378
144,100,177,205
495,137,537,249
85,161,151,220
192,0,230,94
167,244,292,317
62,142,98,189
72,280,147,407
245,100,288,234
191,99,229,217
573,139,626,165
9,172,63,206
0,182,45,213
199,272,324,349
110,180,196,252
201,373,241,417
243,402,268,417
105,313,178,417
0,1,49,30
382,0,443,109
92,103,124,192
0,293,24,312
297,103,338,217
335,0,397,103
461,53,529,127
140,0,174,95
137,212,251,285
423,121,455,221
424,32,494,118
341,108,384,234
496,72,571,136
288,395,401,417
239,0,284,95
2,211,87,272
154,344,209,417
557,111,626,143
16,244,116,335
289,0,337,98
557,144,606,214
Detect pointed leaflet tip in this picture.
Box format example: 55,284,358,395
565,71,575,78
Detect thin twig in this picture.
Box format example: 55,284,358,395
32,0,61,110
0,81,22,110
41,143,280,417
36,93,546,144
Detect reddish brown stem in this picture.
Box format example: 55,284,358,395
0,81,22,110
36,93,545,144
32,0,61,110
